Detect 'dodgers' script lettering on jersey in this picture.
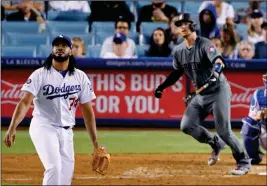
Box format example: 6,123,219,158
43,83,81,100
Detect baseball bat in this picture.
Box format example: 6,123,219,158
183,83,210,103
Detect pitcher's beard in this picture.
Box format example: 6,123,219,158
52,53,69,62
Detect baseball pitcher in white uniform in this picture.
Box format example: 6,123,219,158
4,35,110,185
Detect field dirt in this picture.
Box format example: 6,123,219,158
2,153,266,185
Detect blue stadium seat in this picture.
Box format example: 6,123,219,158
183,1,202,22
46,21,89,34
50,32,94,46
236,24,248,40
91,22,136,33
37,45,51,57
136,45,149,57
95,32,112,45
128,32,140,45
47,10,90,21
141,22,169,35
5,33,49,45
2,46,37,57
2,21,43,34
87,46,101,58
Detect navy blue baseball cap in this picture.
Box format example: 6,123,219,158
113,32,127,44
52,35,72,49
250,9,263,18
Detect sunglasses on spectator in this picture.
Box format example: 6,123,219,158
116,26,129,30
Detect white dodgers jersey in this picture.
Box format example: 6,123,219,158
21,66,96,126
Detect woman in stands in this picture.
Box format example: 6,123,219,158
146,27,171,57
220,23,239,58
247,9,265,44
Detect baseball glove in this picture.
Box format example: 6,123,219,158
92,146,110,175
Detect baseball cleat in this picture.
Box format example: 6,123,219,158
230,166,250,175
208,149,221,166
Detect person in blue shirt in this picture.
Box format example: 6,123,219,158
254,21,267,59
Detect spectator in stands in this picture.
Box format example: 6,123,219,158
89,1,134,30
221,23,239,58
235,40,255,60
6,0,46,31
165,14,184,49
71,37,86,58
100,16,136,58
199,4,220,39
247,9,265,45
235,0,264,24
211,37,224,54
146,27,171,57
198,0,235,26
2,5,5,21
137,0,178,32
49,1,90,13
2,0,44,12
103,32,135,58
254,21,267,59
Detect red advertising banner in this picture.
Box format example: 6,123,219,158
1,69,186,120
1,69,263,120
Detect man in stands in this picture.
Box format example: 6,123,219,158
6,0,45,31
137,0,178,32
103,32,136,58
100,16,136,58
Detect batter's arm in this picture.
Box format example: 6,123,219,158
80,102,99,149
4,91,34,147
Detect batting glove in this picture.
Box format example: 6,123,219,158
154,86,164,98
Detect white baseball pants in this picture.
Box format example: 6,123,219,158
29,122,74,185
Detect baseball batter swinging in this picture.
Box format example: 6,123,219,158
154,14,251,175
4,35,110,185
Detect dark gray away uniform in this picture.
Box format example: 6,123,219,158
172,36,250,167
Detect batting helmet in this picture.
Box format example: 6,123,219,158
174,13,196,32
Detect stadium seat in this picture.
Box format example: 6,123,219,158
2,46,37,57
140,22,169,35
5,33,49,45
2,21,43,34
87,45,101,58
95,32,112,45
183,1,202,22
46,21,89,34
37,45,52,57
136,45,149,57
128,32,140,45
50,32,94,46
91,21,136,33
47,10,90,21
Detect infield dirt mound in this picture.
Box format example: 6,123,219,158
2,154,266,185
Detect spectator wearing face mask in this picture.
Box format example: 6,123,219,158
103,32,136,58
199,4,220,39
136,0,178,32
254,21,267,59
146,27,172,57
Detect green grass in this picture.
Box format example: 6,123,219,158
1,130,243,154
